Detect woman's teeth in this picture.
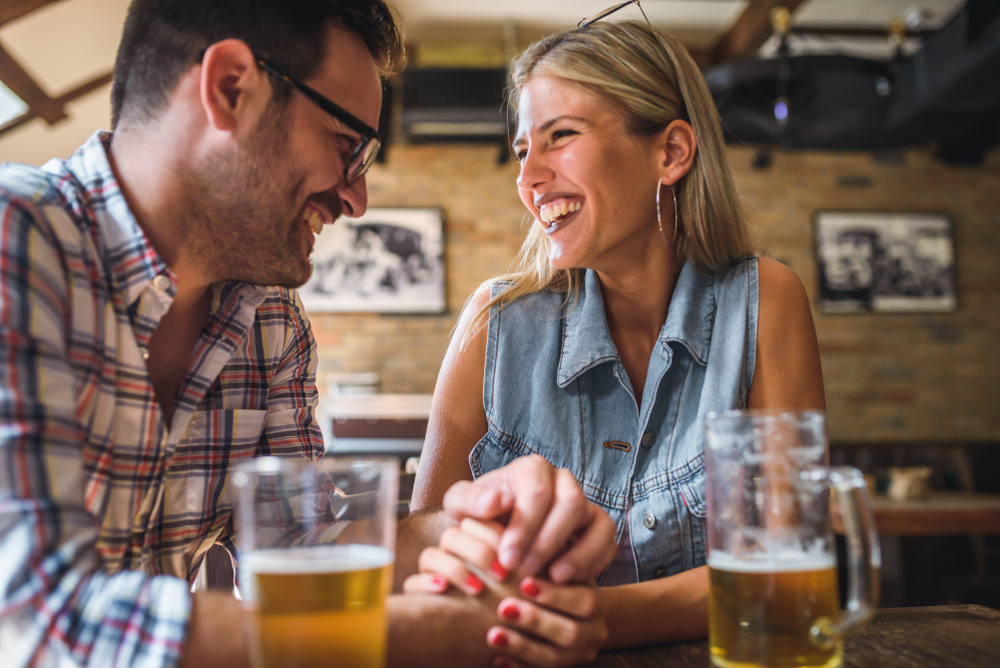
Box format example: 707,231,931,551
539,201,581,224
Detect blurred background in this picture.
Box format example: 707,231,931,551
1,0,997,609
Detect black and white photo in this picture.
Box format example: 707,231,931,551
300,207,446,313
814,211,956,313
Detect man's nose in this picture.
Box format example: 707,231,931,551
337,174,369,219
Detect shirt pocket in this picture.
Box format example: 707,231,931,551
185,408,269,453
175,408,269,513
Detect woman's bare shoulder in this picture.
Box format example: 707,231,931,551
756,257,809,306
452,281,495,352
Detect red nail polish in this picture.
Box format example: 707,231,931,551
466,573,484,593
432,576,448,589
491,630,509,648
494,657,511,668
500,603,520,621
520,579,540,597
490,558,509,580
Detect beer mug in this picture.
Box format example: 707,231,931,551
234,457,398,668
704,411,879,668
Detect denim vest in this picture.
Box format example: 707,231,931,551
470,259,758,582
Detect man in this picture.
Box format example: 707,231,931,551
0,1,616,666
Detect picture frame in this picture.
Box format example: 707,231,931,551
300,207,446,313
813,210,957,314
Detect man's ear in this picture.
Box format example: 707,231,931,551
657,119,698,185
198,39,268,133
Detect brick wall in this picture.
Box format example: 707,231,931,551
310,143,1000,442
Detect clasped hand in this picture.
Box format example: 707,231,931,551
407,456,617,667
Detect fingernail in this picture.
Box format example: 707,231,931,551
519,578,540,597
499,547,520,570
500,603,520,621
466,573,485,594
550,560,575,583
494,658,511,668
432,576,448,589
490,559,509,581
489,629,509,648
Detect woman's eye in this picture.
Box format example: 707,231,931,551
514,149,528,162
552,129,577,140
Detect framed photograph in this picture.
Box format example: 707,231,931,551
814,211,957,313
300,207,445,313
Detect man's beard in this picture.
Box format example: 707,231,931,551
181,104,314,288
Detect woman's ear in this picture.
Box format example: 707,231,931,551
657,119,697,185
199,39,269,134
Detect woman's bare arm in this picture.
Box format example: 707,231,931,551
748,258,826,411
410,286,492,511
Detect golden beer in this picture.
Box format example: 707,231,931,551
243,544,394,668
709,553,841,668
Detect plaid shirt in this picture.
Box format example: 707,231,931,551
0,131,324,667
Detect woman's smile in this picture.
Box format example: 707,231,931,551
538,197,584,234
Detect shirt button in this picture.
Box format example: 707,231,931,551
641,432,655,447
643,513,657,530
140,348,150,360
153,275,171,291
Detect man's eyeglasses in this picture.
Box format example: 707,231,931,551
253,58,380,185
577,0,651,29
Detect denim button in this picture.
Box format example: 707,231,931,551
643,513,657,529
641,432,655,447
653,567,667,578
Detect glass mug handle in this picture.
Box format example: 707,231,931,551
805,466,881,648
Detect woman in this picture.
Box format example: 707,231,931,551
407,17,825,667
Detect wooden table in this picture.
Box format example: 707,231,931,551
832,492,1000,535
590,604,1000,667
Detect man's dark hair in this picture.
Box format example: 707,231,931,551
111,0,404,128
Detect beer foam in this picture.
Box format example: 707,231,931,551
709,550,835,573
242,544,394,574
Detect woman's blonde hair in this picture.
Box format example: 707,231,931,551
465,20,755,342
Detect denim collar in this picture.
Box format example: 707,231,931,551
556,263,715,387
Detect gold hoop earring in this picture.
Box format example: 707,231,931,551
655,180,671,246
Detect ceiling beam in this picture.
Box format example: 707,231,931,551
711,0,806,64
55,71,113,106
0,0,65,28
0,40,66,123
0,69,112,137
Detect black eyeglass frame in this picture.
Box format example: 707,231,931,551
254,58,380,184
195,49,380,184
